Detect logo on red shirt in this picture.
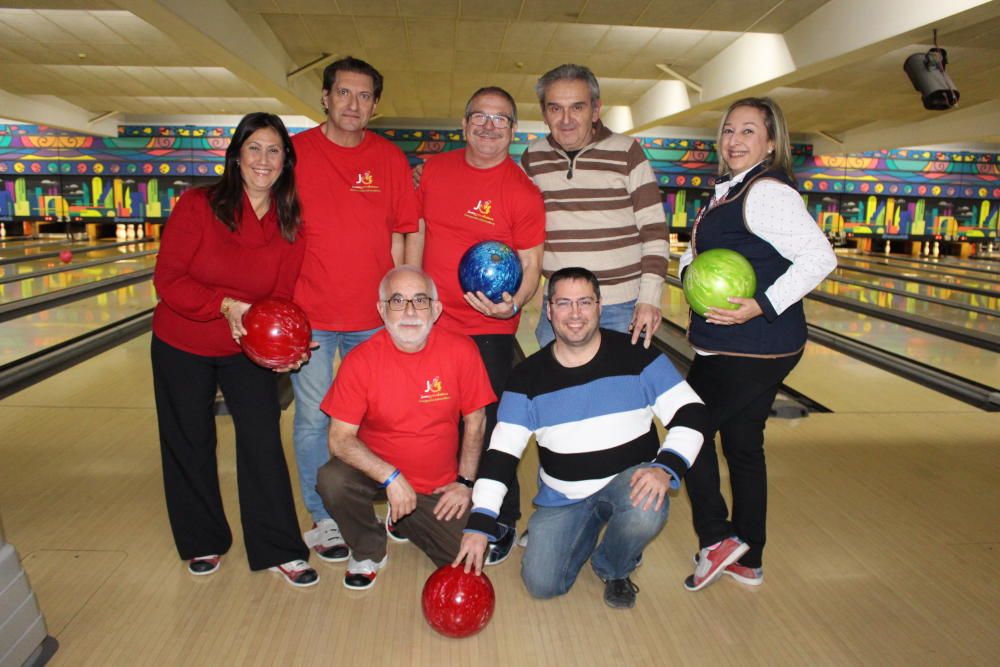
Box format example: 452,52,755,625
464,199,494,225
419,376,451,403
351,170,380,192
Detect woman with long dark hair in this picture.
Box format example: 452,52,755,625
151,112,318,587
679,97,836,592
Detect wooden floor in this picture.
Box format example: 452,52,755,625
1,330,999,666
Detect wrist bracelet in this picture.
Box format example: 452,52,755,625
510,302,519,316
220,298,230,315
379,468,401,488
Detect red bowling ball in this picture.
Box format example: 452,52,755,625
240,297,311,369
421,565,495,638
59,250,73,264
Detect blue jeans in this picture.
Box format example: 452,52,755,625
534,299,636,348
290,327,381,523
520,464,669,598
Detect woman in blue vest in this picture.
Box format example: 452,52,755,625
679,97,837,591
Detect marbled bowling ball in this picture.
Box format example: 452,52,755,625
240,297,311,369
682,248,757,317
458,240,522,303
421,565,495,638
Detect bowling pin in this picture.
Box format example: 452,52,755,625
922,241,929,256
932,241,940,258
126,224,135,240
116,224,126,240
135,224,143,240
883,240,890,256
0,222,6,239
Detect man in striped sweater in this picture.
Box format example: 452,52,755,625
522,64,669,350
454,267,707,609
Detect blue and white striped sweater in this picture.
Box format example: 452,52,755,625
467,330,708,538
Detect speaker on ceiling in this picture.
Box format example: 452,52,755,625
903,47,960,111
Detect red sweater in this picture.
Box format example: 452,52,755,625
152,188,305,356
292,127,419,331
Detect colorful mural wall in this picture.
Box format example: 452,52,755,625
1,123,997,242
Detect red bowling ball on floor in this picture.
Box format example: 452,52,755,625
240,297,311,369
59,250,73,264
421,565,495,638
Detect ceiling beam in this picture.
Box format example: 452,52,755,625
812,100,1000,154
0,90,119,136
113,0,323,121
628,0,1000,133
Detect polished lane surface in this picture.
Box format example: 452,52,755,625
0,252,156,306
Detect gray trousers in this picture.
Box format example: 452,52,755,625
316,457,466,567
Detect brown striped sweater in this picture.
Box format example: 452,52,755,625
521,123,669,307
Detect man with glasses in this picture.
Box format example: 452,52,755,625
455,267,708,609
406,86,545,566
522,64,669,350
290,57,420,565
315,266,495,590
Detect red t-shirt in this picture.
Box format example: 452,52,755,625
418,149,545,335
292,127,419,331
320,328,496,494
152,188,305,356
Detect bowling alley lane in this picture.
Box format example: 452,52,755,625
0,238,125,263
803,299,999,388
814,278,999,336
836,255,998,292
660,284,986,414
0,252,157,306
825,269,998,315
0,240,157,275
859,253,999,276
0,281,157,367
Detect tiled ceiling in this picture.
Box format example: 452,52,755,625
1,0,998,151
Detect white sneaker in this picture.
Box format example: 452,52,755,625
304,519,350,562
343,554,388,591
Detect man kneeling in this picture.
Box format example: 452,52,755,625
317,266,495,589
455,267,708,608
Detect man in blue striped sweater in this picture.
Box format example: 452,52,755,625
454,267,708,609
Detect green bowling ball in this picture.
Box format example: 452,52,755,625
683,248,757,317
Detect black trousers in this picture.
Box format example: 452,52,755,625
683,351,802,568
151,335,308,571
470,334,521,528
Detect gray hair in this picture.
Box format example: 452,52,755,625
535,64,601,106
378,265,438,301
464,86,518,124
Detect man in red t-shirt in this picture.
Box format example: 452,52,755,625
290,57,420,564
316,266,495,590
407,86,545,565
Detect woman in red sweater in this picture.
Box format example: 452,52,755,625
151,112,318,587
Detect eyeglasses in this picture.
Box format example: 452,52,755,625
385,295,433,311
550,297,599,311
466,112,512,129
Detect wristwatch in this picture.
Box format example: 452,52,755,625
456,475,474,488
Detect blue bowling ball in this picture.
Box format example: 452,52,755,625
458,240,523,303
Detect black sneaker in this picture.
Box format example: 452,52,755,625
603,577,639,609
485,524,515,566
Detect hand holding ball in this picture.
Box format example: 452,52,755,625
240,297,311,369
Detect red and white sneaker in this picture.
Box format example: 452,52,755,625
304,519,350,562
693,552,764,586
188,555,221,576
269,560,320,588
684,537,749,591
385,512,409,543
724,561,764,586
343,555,388,591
